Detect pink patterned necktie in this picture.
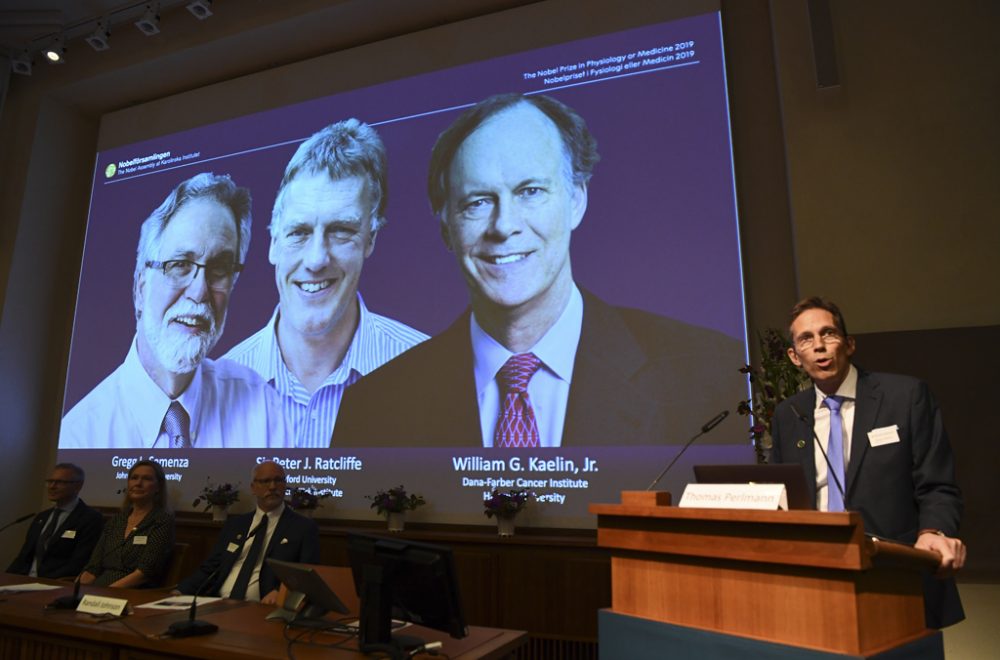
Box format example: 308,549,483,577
494,353,542,448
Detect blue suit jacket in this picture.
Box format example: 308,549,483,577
333,292,745,446
177,507,320,598
6,499,104,579
770,368,964,628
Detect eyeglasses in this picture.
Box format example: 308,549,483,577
253,477,287,487
145,259,243,291
45,479,81,486
794,328,844,351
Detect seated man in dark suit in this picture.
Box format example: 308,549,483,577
770,297,966,628
7,463,103,579
176,461,319,603
333,93,743,447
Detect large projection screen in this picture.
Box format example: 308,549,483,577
58,1,752,528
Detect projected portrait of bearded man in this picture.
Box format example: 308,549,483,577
59,172,291,449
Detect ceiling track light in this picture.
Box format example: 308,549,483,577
11,50,33,76
186,0,213,20
43,35,67,64
85,20,111,52
135,4,161,36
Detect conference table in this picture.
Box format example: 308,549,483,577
0,573,526,659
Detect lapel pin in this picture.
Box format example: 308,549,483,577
796,439,806,449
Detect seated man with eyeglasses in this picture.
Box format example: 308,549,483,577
59,172,291,449
7,463,104,579
176,461,320,603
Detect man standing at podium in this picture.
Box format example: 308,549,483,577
770,297,966,628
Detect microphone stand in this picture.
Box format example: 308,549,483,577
166,523,262,637
166,571,220,637
0,512,36,534
48,575,84,610
789,402,846,504
647,411,730,491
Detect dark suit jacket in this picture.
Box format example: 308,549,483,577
770,368,964,628
333,291,745,446
176,507,320,598
6,499,104,579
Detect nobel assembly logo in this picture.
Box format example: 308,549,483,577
105,163,117,178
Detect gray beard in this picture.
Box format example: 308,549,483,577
141,304,224,374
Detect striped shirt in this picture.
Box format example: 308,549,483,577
223,294,428,448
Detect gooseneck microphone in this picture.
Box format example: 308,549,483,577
167,517,264,636
647,410,730,491
47,516,167,610
167,568,221,638
0,512,36,534
46,534,132,610
788,402,846,506
48,571,88,610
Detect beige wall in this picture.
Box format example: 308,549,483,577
770,1,1000,333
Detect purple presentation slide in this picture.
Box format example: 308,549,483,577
58,10,753,527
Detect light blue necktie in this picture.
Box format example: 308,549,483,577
822,395,846,511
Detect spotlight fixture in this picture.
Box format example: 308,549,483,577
186,0,213,20
85,20,111,52
135,4,161,36
11,51,32,76
42,36,67,64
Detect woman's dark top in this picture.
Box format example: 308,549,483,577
83,507,175,587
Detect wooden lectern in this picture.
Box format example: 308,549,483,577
590,495,941,657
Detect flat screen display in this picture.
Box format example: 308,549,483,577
57,5,752,528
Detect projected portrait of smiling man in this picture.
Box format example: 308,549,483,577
224,119,427,448
60,173,291,449
334,93,744,447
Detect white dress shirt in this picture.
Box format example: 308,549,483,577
812,364,858,511
472,286,584,448
59,338,292,448
219,504,285,602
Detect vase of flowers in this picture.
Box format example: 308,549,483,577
738,328,811,463
192,479,240,521
366,485,426,532
484,488,534,536
287,488,332,518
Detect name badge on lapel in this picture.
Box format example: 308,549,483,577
61,530,77,539
133,535,148,545
868,425,900,447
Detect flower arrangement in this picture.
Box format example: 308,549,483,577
737,328,810,463
287,487,333,511
366,485,426,516
484,488,535,520
191,479,240,511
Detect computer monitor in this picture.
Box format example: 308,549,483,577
266,558,350,627
347,533,468,655
693,463,814,510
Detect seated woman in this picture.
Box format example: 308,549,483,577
80,459,175,588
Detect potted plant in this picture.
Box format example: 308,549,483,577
366,485,426,532
286,487,332,517
484,488,535,536
192,479,240,521
737,328,811,463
